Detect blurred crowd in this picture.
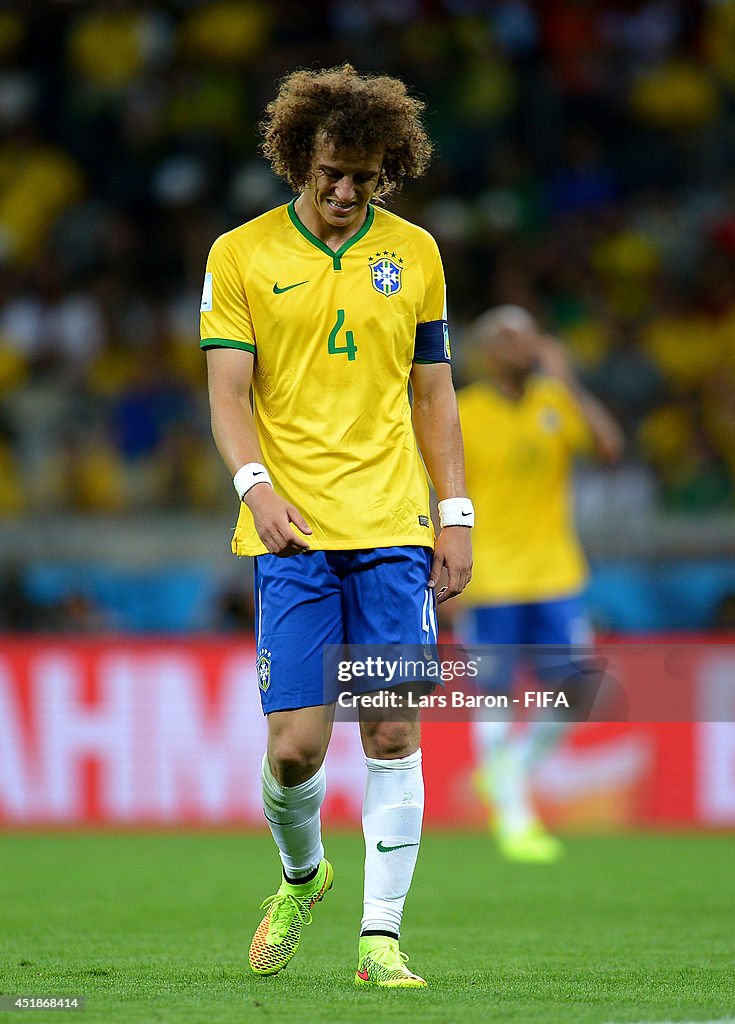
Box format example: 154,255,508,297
1,0,735,517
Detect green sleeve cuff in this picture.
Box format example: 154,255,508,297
201,338,256,354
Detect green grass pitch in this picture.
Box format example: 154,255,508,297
1,831,733,1024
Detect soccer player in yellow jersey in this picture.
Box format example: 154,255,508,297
201,65,473,987
458,306,622,862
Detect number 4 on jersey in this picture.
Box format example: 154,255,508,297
328,309,357,361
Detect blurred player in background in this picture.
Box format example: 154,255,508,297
457,306,623,862
201,65,472,986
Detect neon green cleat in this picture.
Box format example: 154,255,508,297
248,858,333,975
496,822,564,863
473,767,563,863
355,935,427,988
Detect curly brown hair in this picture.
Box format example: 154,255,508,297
260,64,434,200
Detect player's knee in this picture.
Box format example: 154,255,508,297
268,741,324,786
363,721,417,760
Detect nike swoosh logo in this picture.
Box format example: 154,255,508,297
357,968,370,981
376,841,419,853
461,511,472,517
273,280,308,294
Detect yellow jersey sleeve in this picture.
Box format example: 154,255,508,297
417,241,446,324
200,233,255,353
413,235,450,362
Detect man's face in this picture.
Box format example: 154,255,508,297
304,139,384,232
487,326,539,378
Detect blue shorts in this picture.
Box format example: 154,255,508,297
253,546,437,713
458,594,592,691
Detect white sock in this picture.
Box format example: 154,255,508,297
517,718,568,771
261,754,325,878
473,718,512,765
473,718,534,834
361,748,424,937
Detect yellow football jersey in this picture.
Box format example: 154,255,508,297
200,200,449,556
459,377,592,604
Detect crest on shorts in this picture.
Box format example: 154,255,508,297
369,253,403,296
256,648,272,692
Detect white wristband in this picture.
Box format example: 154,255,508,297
233,463,273,501
438,497,474,528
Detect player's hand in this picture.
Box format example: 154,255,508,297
536,335,576,385
245,484,313,557
428,527,473,604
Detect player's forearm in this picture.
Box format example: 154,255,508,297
541,340,624,463
206,348,265,477
539,335,624,463
209,392,265,477
412,383,468,499
573,387,625,464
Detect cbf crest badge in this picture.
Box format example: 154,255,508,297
369,252,403,296
256,648,272,692
539,407,561,433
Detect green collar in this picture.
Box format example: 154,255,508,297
287,198,375,270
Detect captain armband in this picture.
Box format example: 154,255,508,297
414,320,451,363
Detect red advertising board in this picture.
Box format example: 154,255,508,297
1,637,734,828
